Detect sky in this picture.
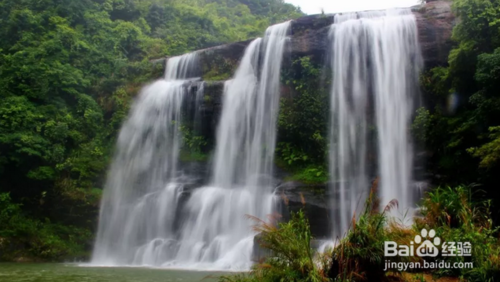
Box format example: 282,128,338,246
285,0,421,15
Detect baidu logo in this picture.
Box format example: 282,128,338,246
384,228,471,257
414,228,441,257
383,229,474,271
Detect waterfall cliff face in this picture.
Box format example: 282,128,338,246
328,9,422,237
91,22,290,270
92,6,425,269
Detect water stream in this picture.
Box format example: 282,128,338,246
328,9,422,238
92,8,422,270
92,22,290,271
92,53,197,266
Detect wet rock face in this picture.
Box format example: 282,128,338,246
199,39,254,81
413,1,455,68
289,15,333,60
276,181,332,238
287,1,454,67
154,1,454,78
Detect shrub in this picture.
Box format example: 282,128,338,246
329,180,394,281
416,185,500,281
0,193,92,261
219,210,329,282
220,184,500,282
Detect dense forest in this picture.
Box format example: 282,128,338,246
416,0,500,204
0,0,302,261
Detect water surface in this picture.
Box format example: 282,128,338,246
0,263,222,282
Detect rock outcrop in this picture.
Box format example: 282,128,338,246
153,1,454,79
276,181,332,237
413,0,455,68
171,1,455,123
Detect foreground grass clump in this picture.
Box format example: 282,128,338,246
330,184,500,281
415,185,500,281
220,183,500,282
328,179,422,281
329,184,390,281
219,209,329,282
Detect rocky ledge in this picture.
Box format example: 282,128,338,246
153,1,454,80
172,1,455,142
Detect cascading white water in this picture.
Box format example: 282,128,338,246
165,53,199,80
91,22,290,270
371,11,422,213
91,53,197,265
328,9,422,237
169,22,291,270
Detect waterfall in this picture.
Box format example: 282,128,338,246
169,21,291,270
328,10,422,237
212,22,290,188
91,53,197,265
165,53,199,80
91,22,290,270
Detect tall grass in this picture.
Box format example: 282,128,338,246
219,208,329,282
416,185,500,281
219,184,500,282
329,178,410,281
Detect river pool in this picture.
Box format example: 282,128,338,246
0,263,227,282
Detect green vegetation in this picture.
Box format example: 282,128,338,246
0,0,302,261
219,209,330,282
220,184,500,282
337,185,500,282
277,56,330,184
329,182,392,281
0,193,91,261
417,0,500,205
416,185,500,281
179,124,210,162
202,53,239,81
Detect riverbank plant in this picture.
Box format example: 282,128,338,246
220,183,500,282
415,185,500,281
329,181,391,281
0,193,91,261
219,209,329,282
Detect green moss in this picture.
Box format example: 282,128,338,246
0,193,92,262
275,157,328,185
179,149,209,162
203,70,232,81
201,53,237,81
203,95,212,103
286,166,328,184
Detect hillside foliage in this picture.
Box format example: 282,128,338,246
416,0,500,221
0,0,302,260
